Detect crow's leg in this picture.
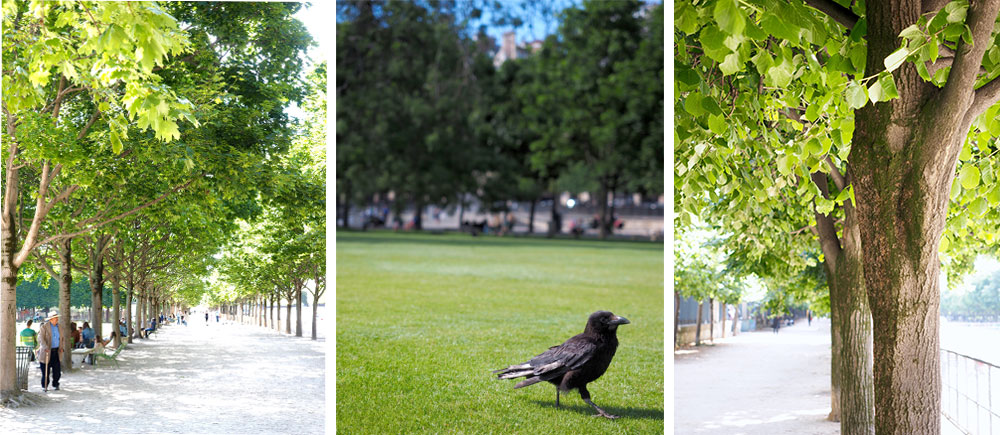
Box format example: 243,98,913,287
556,388,560,407
579,386,619,419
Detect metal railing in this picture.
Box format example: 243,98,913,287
941,349,1000,435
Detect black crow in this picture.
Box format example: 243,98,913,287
493,310,630,419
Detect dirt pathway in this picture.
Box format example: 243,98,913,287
0,319,325,434
674,319,839,435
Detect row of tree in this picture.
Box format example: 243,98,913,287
941,268,1000,318
675,0,1000,433
1,1,324,404
336,0,663,238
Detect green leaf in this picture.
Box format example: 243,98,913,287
700,25,731,63
968,197,987,216
868,80,884,103
761,15,799,43
987,186,1000,206
884,47,909,73
708,114,727,135
950,178,962,200
959,165,980,190
109,129,123,154
676,2,701,35
804,104,819,122
777,155,794,175
684,93,706,117
720,53,741,75
846,81,867,109
939,235,950,252
958,141,972,161
879,73,899,100
714,0,746,36
766,64,793,88
805,138,823,156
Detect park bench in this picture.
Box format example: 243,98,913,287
71,347,99,366
95,342,127,369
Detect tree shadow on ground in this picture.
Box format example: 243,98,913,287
530,400,664,420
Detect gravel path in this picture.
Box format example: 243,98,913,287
0,318,325,434
674,319,839,435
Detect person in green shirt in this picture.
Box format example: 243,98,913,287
20,319,38,362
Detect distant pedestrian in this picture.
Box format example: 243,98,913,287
771,316,780,334
205,312,209,325
37,314,62,392
808,311,812,326
216,313,220,323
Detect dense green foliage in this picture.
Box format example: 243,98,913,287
337,232,663,433
15,277,115,309
336,0,663,232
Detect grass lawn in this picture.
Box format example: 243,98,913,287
336,231,664,434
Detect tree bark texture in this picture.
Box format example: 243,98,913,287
0,203,19,399
295,281,303,337
849,0,1000,431
709,297,715,342
694,300,703,346
58,238,73,369
89,244,106,341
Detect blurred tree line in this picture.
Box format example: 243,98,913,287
16,278,115,310
336,0,663,238
941,268,1000,320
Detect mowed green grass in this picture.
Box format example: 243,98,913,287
336,231,664,434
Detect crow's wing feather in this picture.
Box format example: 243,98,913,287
527,335,598,372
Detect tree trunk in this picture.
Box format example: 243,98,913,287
413,200,423,230
597,182,609,239
0,204,19,399
58,238,73,369
708,297,715,343
285,296,292,334
295,281,303,337
694,300,703,346
721,303,726,339
528,197,536,234
833,210,874,434
548,200,559,238
312,291,320,340
341,184,351,229
125,275,134,344
110,252,121,348
89,249,105,341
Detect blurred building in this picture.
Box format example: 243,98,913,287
493,31,543,67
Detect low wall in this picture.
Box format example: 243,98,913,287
676,317,743,347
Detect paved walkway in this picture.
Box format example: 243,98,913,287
674,319,839,435
0,319,325,434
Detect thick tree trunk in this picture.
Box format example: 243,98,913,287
58,238,72,369
694,300,703,346
295,282,303,337
848,0,1000,431
834,211,874,434
0,209,19,399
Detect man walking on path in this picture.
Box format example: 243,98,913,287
771,316,780,334
37,314,62,392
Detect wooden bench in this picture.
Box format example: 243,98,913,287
95,342,127,369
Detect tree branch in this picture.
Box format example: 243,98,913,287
935,0,1000,139
824,156,847,191
30,177,200,251
803,0,860,29
76,109,102,140
810,172,843,271
32,250,60,280
963,75,1000,127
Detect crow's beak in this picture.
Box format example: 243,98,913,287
611,315,630,325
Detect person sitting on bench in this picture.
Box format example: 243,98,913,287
143,319,157,338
